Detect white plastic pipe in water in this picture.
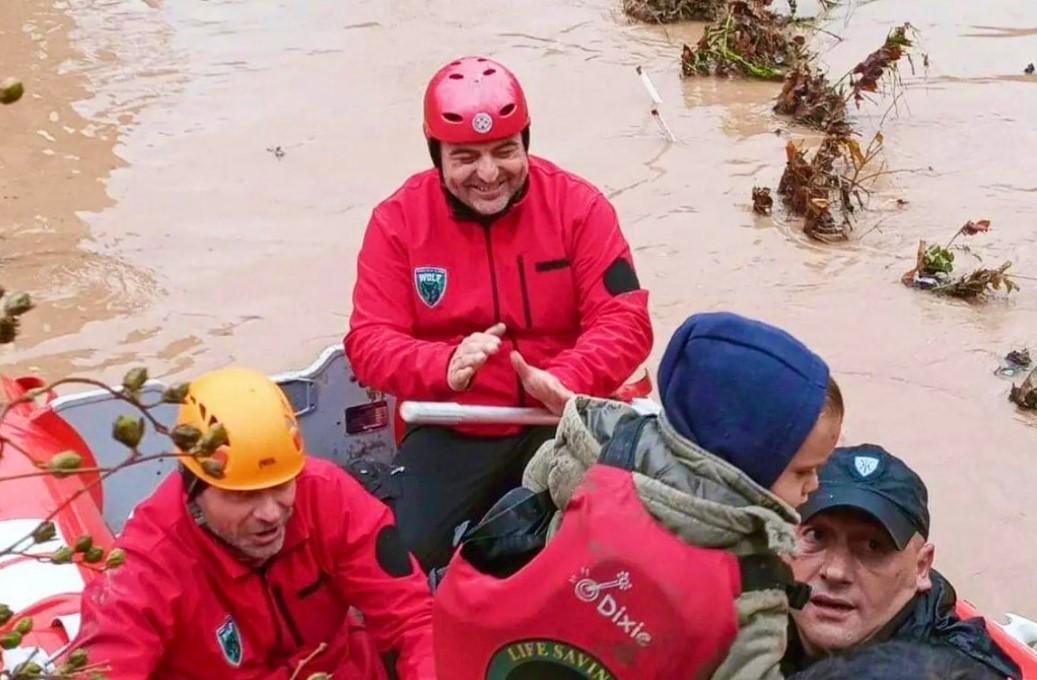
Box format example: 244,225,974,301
635,65,676,143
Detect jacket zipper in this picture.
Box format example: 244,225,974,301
516,255,533,329
258,573,287,654
482,226,525,406
482,226,502,321
271,583,304,647
258,571,303,650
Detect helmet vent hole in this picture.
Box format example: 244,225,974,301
199,403,207,420
451,60,462,66
483,68,496,76
448,73,464,80
476,57,487,62
499,103,515,116
442,112,463,123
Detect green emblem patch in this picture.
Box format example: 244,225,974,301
216,615,243,667
486,639,614,680
414,266,448,308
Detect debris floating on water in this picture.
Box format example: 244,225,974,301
636,66,677,143
266,145,286,160
752,186,774,215
768,24,917,241
1009,367,1037,410
1006,349,1032,368
623,0,726,23
773,23,915,132
773,65,846,131
997,349,1033,378
681,0,806,81
1025,63,1035,75
901,220,1021,299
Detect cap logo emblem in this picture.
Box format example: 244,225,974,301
472,112,493,134
854,456,880,478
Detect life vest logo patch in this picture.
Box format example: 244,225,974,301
414,266,448,308
486,639,615,680
570,567,652,647
216,614,243,667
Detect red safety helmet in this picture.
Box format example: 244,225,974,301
423,56,530,145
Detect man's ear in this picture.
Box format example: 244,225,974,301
916,541,935,592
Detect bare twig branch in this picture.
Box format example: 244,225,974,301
288,642,329,680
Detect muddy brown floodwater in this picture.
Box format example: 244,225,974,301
2,0,1036,618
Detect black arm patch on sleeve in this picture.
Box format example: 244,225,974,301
375,525,415,578
603,257,640,296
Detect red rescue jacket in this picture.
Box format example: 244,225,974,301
72,458,435,679
434,463,741,679
345,157,653,426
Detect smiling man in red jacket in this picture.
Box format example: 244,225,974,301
72,366,435,679
345,56,653,572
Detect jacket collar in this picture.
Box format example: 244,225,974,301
782,571,1021,679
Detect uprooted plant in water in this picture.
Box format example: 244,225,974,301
751,186,774,214
681,0,808,80
761,24,918,240
774,23,916,131
775,129,887,241
900,220,1021,299
623,0,726,23
625,0,803,26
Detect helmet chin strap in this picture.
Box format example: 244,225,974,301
180,463,209,501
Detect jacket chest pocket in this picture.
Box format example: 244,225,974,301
515,255,577,332
272,568,345,649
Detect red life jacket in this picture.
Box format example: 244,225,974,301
434,461,742,680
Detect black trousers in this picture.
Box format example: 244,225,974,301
392,424,556,573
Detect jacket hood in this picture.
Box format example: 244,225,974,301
523,396,800,555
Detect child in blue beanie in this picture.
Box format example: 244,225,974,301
524,310,844,679
657,311,843,508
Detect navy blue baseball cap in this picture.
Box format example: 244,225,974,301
798,444,930,550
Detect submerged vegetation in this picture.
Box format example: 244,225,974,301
901,220,1021,299
680,1,806,80
623,0,726,23
770,23,917,241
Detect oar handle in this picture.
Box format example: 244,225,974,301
399,401,559,426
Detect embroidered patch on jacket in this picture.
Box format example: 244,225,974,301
216,615,243,667
414,266,448,308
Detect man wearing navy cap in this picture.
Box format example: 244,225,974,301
782,444,1020,678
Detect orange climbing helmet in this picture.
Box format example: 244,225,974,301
176,366,305,491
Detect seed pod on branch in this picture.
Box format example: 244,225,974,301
122,367,149,393
112,415,145,448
